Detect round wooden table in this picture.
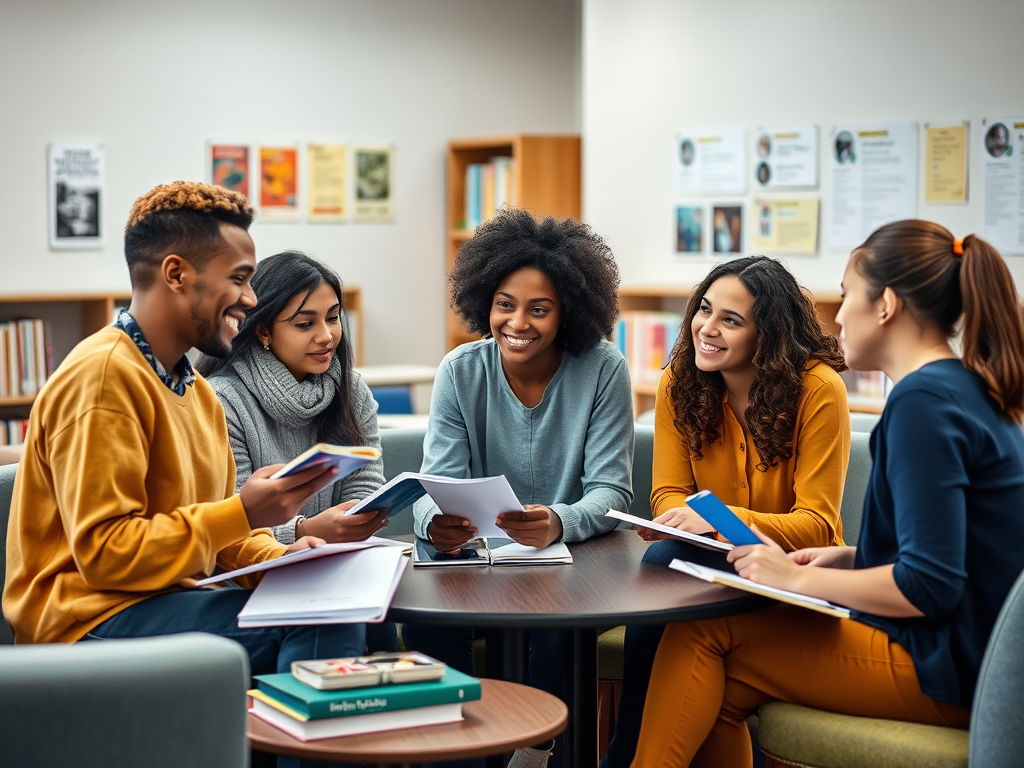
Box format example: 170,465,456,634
387,529,767,768
248,678,567,763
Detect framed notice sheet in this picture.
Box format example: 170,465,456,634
675,130,746,195
752,198,819,255
307,143,347,222
49,144,104,249
980,116,1024,254
353,145,394,222
829,122,918,251
752,126,819,190
259,145,300,220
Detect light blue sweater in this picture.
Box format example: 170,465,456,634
412,339,635,543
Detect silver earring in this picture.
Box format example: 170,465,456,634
263,341,270,351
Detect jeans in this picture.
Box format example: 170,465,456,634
85,588,366,768
402,623,567,768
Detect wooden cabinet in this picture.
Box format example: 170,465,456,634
445,135,581,351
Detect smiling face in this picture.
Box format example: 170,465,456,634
488,267,562,372
691,275,757,379
189,223,256,357
835,255,884,371
259,281,342,382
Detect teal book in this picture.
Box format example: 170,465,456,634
254,667,482,720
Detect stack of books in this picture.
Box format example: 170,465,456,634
612,311,682,385
248,654,482,741
0,319,53,399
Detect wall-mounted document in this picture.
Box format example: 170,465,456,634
752,126,819,190
980,117,1024,254
675,129,746,195
924,124,968,204
752,198,819,254
829,122,918,251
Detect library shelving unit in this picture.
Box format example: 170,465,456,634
616,286,883,415
0,287,365,417
445,134,581,351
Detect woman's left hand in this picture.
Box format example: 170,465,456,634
298,502,390,543
726,525,800,589
283,535,326,554
496,505,563,548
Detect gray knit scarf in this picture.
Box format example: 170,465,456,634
231,343,341,428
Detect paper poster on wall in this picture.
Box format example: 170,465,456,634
353,145,394,222
307,143,347,222
979,117,1024,254
208,144,251,200
752,126,818,190
48,144,104,249
259,145,299,220
752,198,819,254
829,122,918,251
675,205,705,255
675,130,746,195
711,204,743,254
924,124,968,204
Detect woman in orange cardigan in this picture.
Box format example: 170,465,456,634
602,255,850,768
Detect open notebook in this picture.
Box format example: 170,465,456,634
412,538,572,566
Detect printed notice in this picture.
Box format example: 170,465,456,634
353,145,394,222
675,130,746,195
829,122,918,251
260,145,300,220
49,144,104,249
752,126,819,190
980,117,1024,254
924,124,968,203
209,144,251,200
752,198,819,254
307,143,347,222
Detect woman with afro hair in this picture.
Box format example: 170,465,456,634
602,255,851,768
405,208,634,768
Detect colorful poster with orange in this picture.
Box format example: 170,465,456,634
209,144,250,200
260,146,299,219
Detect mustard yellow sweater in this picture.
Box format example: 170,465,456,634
3,327,284,644
651,361,850,550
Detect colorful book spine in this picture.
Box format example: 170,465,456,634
463,157,515,230
253,667,482,720
611,311,683,385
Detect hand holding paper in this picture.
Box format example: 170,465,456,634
726,525,799,589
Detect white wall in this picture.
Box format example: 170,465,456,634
582,0,1024,295
0,0,581,365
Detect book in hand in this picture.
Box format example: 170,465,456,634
347,472,522,539
684,490,762,546
605,509,733,552
291,651,446,691
237,545,407,627
270,443,381,481
669,558,851,618
250,694,463,741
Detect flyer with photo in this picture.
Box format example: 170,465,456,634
675,130,746,196
353,145,394,222
980,116,1024,254
752,198,819,254
752,126,818,190
49,144,104,249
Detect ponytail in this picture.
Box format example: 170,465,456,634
855,221,1024,422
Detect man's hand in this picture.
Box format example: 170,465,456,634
636,506,714,541
426,514,477,554
299,503,390,543
496,505,563,549
239,464,339,531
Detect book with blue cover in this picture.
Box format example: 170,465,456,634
684,490,762,546
270,443,380,481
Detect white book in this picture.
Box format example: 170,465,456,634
196,539,392,586
605,509,733,552
669,559,851,618
237,545,408,627
488,541,573,566
249,697,463,741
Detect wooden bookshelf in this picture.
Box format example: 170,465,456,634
445,134,581,350
616,286,882,415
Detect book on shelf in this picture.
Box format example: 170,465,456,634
463,156,515,229
0,319,53,399
0,419,29,447
412,537,573,567
612,311,682,386
669,558,852,618
269,443,381,481
236,544,408,627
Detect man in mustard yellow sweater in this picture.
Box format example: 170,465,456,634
3,181,365,671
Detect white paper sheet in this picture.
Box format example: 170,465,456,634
605,509,733,551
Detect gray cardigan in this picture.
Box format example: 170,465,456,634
412,339,635,543
206,368,385,544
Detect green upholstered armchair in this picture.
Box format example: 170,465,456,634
1,462,17,644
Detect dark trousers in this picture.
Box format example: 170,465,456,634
402,623,566,768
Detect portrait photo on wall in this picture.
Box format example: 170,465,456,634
675,205,704,254
49,143,104,249
712,204,743,254
835,130,856,164
353,144,394,222
985,122,1011,158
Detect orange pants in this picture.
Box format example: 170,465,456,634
631,604,970,768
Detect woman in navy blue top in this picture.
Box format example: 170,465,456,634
631,220,1024,768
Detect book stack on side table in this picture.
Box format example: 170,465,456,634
249,662,482,741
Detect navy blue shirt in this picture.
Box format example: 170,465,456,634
855,359,1024,707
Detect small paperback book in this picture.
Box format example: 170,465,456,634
270,443,381,480
291,651,446,691
684,490,762,546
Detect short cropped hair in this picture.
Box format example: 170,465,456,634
123,181,254,289
449,209,620,356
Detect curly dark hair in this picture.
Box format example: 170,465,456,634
448,208,620,355
668,256,846,470
124,181,254,290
